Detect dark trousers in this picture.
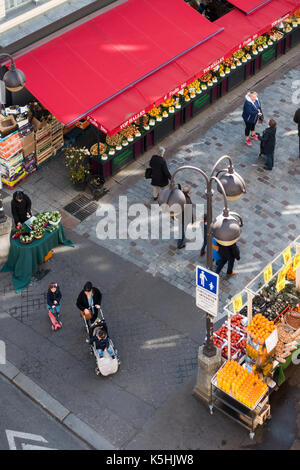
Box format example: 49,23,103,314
245,122,255,137
177,225,185,248
266,153,274,170
216,257,235,275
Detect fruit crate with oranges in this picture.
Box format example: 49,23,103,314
246,314,277,346
210,360,270,438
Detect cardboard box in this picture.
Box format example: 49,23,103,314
0,116,18,138
21,133,35,157
32,117,47,131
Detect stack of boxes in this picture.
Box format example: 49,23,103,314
19,123,36,175
0,104,65,187
0,129,26,188
51,117,64,154
35,123,53,167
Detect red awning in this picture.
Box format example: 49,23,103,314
13,0,222,127
11,0,300,135
228,0,273,15
88,0,299,135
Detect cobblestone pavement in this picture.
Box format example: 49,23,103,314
74,68,300,317
10,68,300,320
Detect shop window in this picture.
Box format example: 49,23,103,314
184,0,235,22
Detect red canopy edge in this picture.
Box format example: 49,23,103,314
228,0,273,15
88,0,300,135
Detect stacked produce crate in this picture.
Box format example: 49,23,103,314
35,123,53,167
19,123,36,175
0,131,26,188
51,118,64,153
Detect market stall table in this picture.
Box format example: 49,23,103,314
1,222,74,292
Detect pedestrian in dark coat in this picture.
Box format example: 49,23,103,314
11,191,32,228
242,91,263,146
293,108,300,158
76,281,102,324
177,186,194,249
216,243,240,276
149,146,171,201
257,119,277,171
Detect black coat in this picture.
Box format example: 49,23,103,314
149,155,171,187
219,243,240,261
258,126,276,155
11,194,31,226
47,289,62,306
76,287,102,312
294,108,300,136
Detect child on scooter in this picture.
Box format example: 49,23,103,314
47,283,62,322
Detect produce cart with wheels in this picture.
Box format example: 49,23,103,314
211,236,300,437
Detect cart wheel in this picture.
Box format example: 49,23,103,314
249,432,255,440
51,325,55,331
267,414,272,421
95,368,100,376
209,405,214,415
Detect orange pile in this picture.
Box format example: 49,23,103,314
217,360,267,408
246,314,276,344
286,265,296,280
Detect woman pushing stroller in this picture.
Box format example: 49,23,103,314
76,281,106,335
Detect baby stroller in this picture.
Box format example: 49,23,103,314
83,308,120,376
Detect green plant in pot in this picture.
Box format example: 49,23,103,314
64,146,91,188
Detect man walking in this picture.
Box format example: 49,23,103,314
293,108,300,158
257,119,277,171
177,186,194,250
215,242,240,276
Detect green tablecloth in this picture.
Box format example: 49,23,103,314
1,222,74,292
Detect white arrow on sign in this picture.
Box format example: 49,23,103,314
6,430,57,450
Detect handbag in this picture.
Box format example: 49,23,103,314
145,167,152,179
80,309,92,321
258,111,264,124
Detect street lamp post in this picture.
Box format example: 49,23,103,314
158,155,246,358
0,52,26,224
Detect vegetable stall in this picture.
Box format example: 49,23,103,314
210,235,300,438
1,211,74,292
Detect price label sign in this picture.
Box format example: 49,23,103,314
265,328,278,353
276,278,286,292
283,260,293,276
277,269,286,284
294,253,300,270
282,247,292,264
233,295,243,314
264,264,273,284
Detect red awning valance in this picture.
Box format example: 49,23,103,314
13,0,222,127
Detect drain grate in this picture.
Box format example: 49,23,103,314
75,202,99,221
63,195,98,221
